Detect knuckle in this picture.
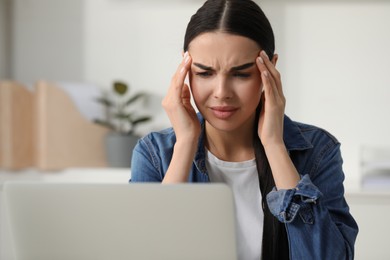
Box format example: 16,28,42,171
270,71,280,80
161,98,168,108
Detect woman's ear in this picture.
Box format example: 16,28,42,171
272,54,278,66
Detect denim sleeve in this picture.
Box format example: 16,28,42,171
267,174,322,223
266,142,358,260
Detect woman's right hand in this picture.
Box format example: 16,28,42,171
162,52,201,143
161,52,200,183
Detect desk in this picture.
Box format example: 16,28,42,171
345,191,390,259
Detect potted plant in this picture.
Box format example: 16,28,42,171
94,81,152,167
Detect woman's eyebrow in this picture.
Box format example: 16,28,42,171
193,62,214,71
230,62,255,71
192,62,255,71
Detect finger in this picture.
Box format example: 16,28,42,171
174,52,192,87
182,84,198,115
261,69,278,103
260,51,280,81
271,53,284,97
257,57,285,106
256,55,277,89
181,84,192,104
167,52,192,102
257,57,279,101
260,51,283,95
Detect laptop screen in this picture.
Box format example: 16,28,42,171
4,182,237,260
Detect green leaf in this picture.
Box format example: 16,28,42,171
113,81,128,95
131,116,152,126
93,119,115,129
95,97,113,107
114,112,131,120
124,93,147,106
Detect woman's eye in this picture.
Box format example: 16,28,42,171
195,71,213,77
233,72,251,78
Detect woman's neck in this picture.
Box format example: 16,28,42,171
205,120,255,162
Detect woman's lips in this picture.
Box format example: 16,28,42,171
210,106,238,119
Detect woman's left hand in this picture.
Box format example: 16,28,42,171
256,50,286,148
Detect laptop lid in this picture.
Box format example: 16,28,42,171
3,182,237,260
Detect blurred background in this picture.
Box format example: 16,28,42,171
2,0,390,187
1,0,390,259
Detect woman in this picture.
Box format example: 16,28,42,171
131,0,358,259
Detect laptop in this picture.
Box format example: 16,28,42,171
3,182,237,260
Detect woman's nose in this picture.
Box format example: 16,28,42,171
213,76,232,100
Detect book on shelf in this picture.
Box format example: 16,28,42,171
0,81,35,170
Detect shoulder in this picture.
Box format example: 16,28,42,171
284,116,345,183
284,115,340,152
136,127,176,152
131,127,176,180
295,120,339,145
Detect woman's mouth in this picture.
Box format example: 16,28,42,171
210,106,238,119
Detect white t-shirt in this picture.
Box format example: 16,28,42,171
206,150,263,260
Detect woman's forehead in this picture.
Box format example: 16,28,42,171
188,32,260,68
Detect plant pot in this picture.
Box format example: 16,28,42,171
105,133,139,168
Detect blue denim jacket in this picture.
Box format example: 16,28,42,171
131,114,358,260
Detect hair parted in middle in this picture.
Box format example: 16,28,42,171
183,0,275,60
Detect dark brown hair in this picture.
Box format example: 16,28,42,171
184,0,274,60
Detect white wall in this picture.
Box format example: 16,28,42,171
82,0,203,131
279,2,390,188
0,0,10,79
9,0,390,189
12,0,84,82
83,1,196,96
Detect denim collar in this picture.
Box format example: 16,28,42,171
283,115,314,151
193,113,313,174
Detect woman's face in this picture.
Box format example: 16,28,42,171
188,32,262,133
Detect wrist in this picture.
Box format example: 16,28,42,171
163,139,197,184
263,142,289,162
174,139,198,155
262,139,285,151
263,142,300,189
175,130,200,145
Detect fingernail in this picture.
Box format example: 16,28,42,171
263,71,269,77
261,50,269,60
184,53,190,64
258,57,264,64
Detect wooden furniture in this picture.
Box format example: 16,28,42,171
0,80,109,171
35,81,109,170
0,81,35,170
